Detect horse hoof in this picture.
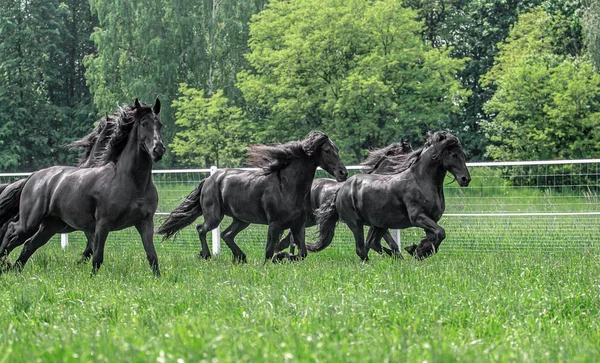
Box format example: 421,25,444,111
233,255,247,264
404,244,418,256
197,253,211,260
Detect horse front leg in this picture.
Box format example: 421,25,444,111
91,223,110,275
408,214,445,259
265,225,283,263
290,223,306,260
135,218,160,277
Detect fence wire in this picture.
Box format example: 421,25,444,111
0,160,598,254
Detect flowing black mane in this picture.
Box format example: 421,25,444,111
364,131,461,175
361,141,412,174
69,103,154,167
246,131,330,174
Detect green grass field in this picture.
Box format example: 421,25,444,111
0,241,599,362
0,165,598,361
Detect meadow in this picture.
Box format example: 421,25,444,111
0,241,599,362
0,164,598,361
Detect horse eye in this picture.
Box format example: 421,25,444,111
324,149,331,154
142,122,148,128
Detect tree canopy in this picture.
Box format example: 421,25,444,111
237,0,468,162
482,8,600,161
0,0,597,171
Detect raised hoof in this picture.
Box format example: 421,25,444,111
404,244,418,257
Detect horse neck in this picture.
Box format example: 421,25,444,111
411,148,447,192
116,126,153,189
279,157,318,195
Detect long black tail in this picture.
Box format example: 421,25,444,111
0,178,28,227
306,189,339,252
156,180,205,240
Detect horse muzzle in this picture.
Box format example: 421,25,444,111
334,168,348,182
458,175,471,187
152,144,165,162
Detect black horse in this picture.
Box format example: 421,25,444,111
0,99,165,275
157,132,348,263
309,131,470,260
276,141,413,257
0,115,123,264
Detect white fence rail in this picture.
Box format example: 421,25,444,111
0,159,599,254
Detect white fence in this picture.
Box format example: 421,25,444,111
0,159,599,254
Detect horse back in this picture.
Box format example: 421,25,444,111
208,168,308,227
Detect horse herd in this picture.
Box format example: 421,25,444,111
0,99,471,277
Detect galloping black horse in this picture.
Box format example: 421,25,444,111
157,132,348,263
0,99,165,275
276,141,413,257
309,131,470,260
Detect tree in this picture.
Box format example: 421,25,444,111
482,8,600,161
171,84,253,167
238,0,468,162
583,0,600,71
85,0,267,167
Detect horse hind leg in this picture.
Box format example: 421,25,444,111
196,216,222,260
382,230,403,260
348,223,369,261
77,231,95,264
13,219,65,272
220,218,249,264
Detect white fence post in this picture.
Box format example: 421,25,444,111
61,234,68,250
392,229,401,250
210,165,221,256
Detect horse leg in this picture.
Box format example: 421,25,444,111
77,231,95,264
348,223,368,261
0,220,34,270
135,218,160,277
220,218,249,264
276,232,293,253
91,224,110,275
409,215,445,259
265,225,284,263
194,195,223,260
366,227,387,255
382,230,403,259
12,220,64,272
290,223,306,259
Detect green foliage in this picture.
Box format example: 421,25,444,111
482,8,600,161
85,0,266,167
238,0,468,162
0,0,96,171
583,0,600,70
171,84,254,167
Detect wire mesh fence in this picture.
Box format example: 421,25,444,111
0,159,599,255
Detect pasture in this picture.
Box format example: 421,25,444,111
0,163,598,361
0,241,599,362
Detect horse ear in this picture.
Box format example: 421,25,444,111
134,98,142,109
153,98,161,115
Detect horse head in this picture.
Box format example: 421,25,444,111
428,132,470,187
303,132,348,182
134,98,165,162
